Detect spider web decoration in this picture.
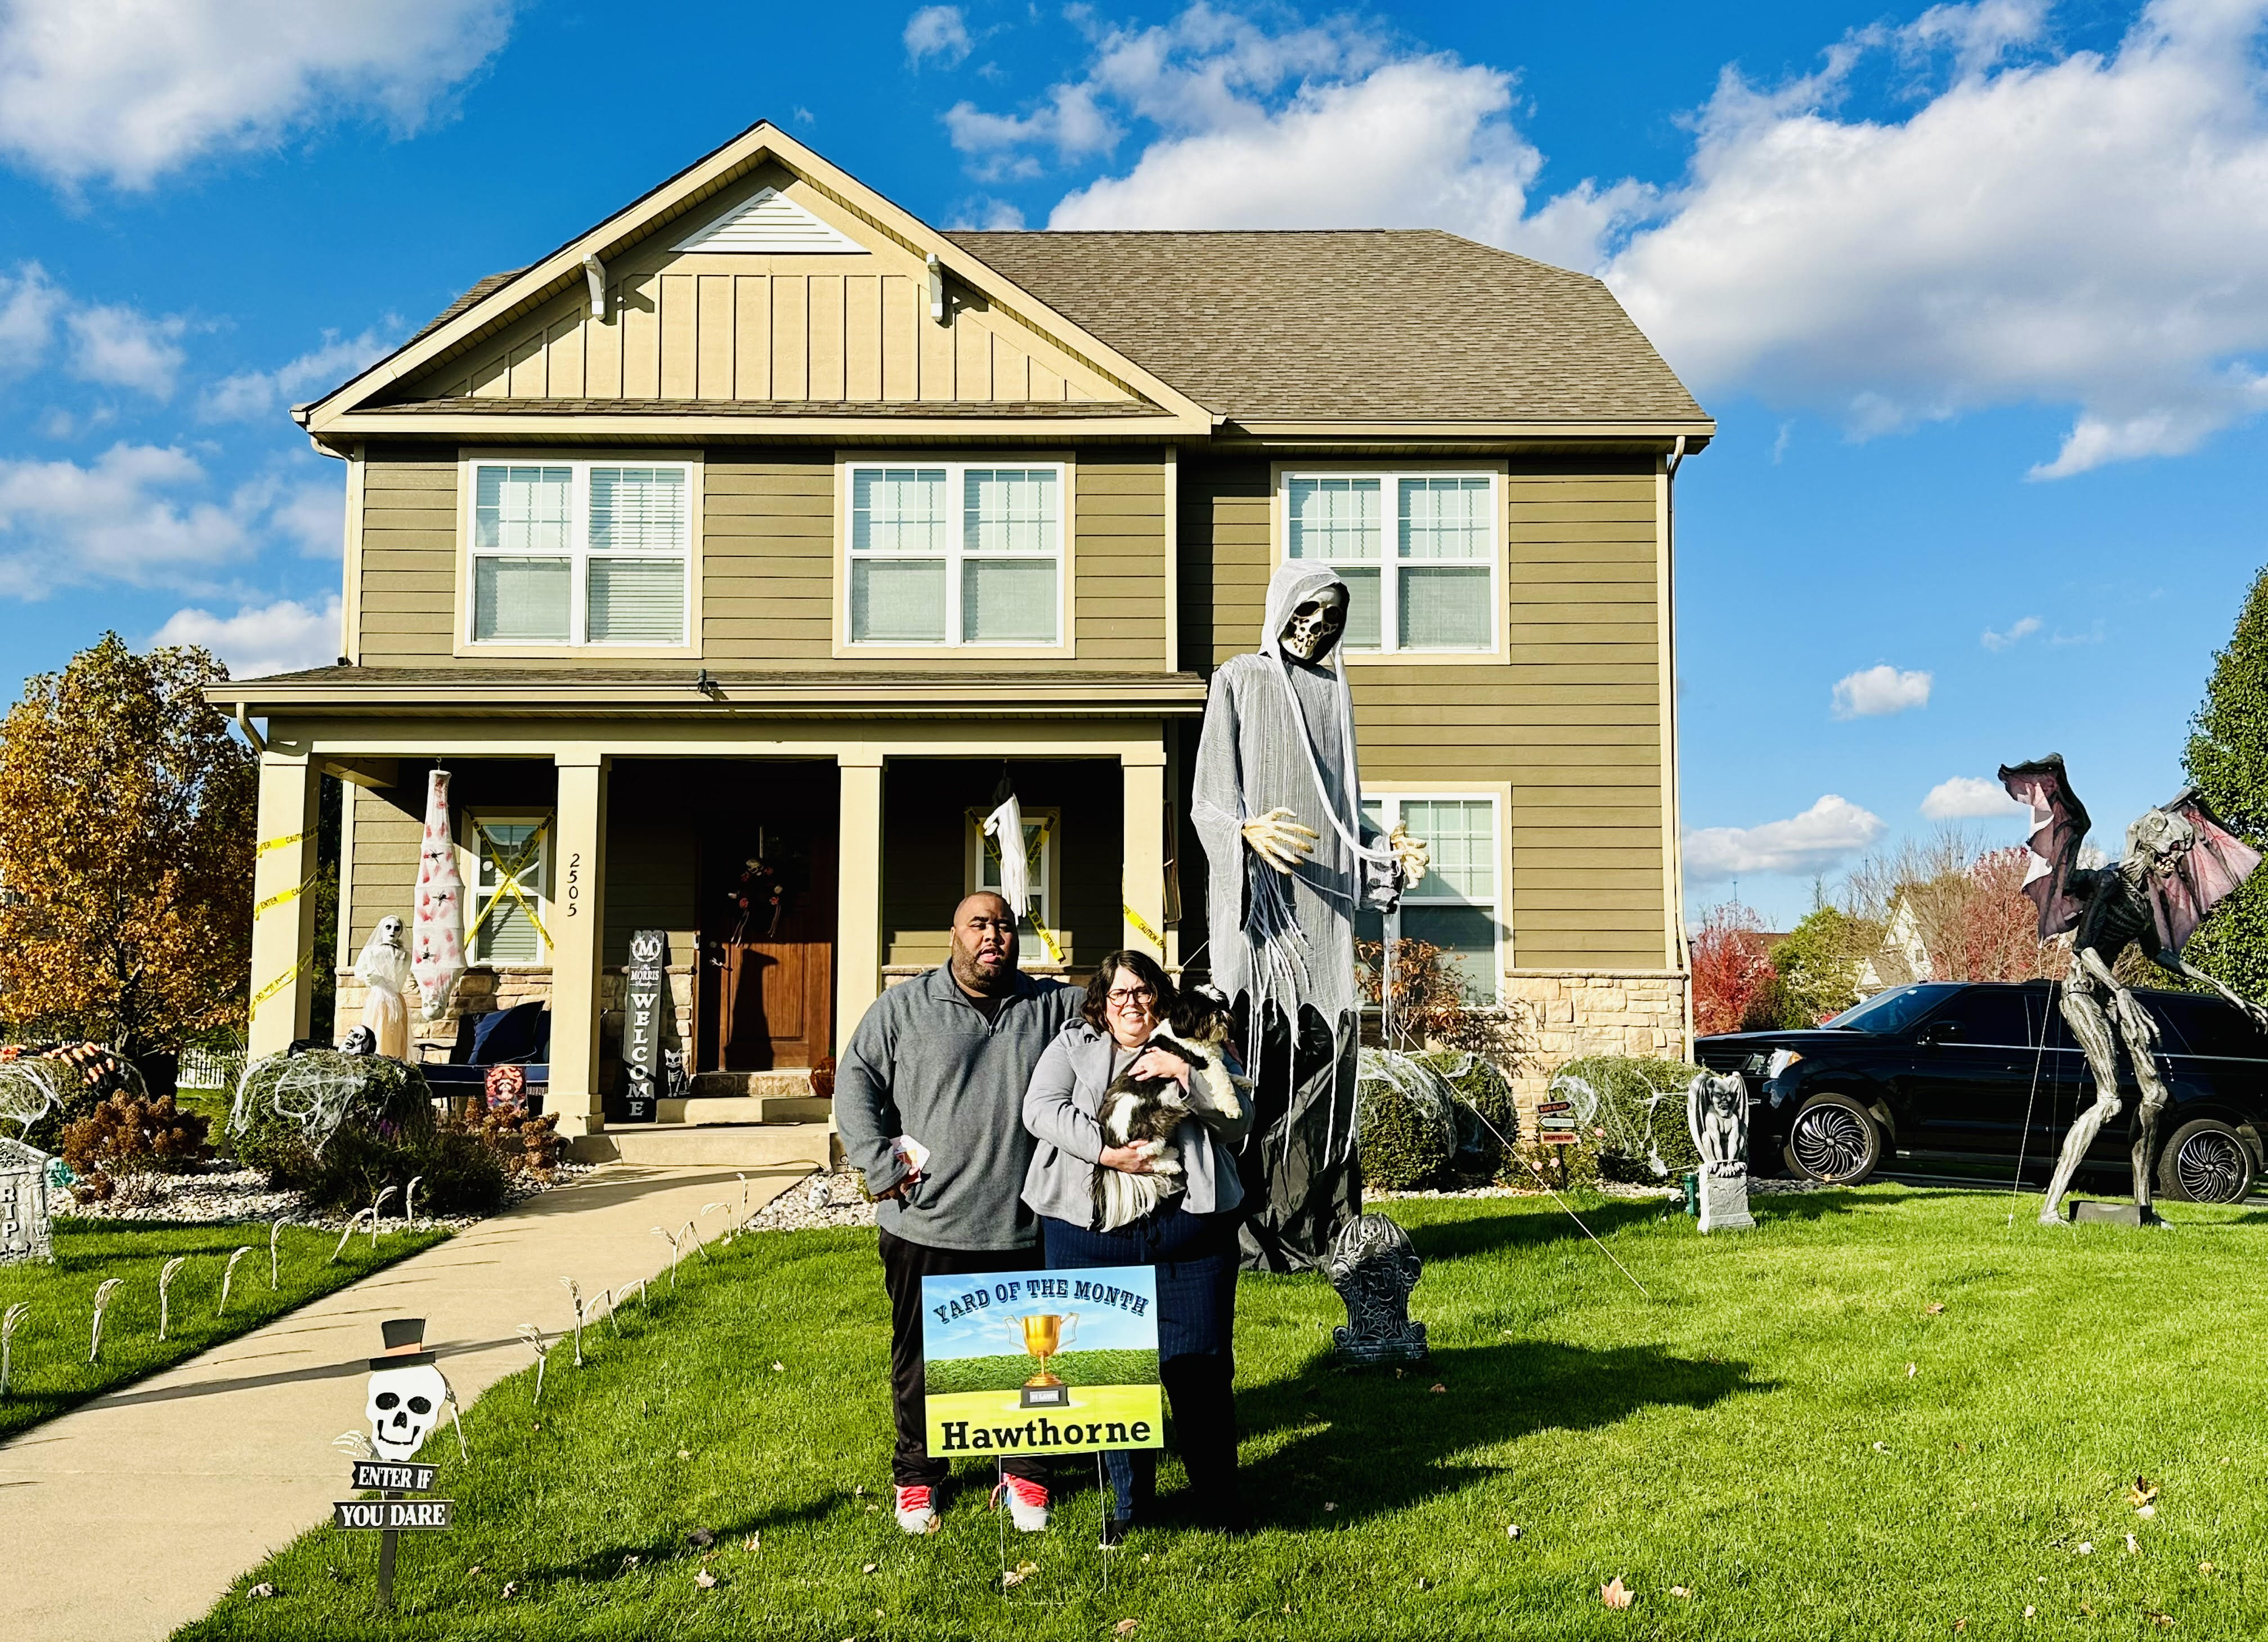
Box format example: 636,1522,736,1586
1550,1067,1688,1177
230,1053,368,1156
0,1060,71,1141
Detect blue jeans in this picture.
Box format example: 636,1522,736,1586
1041,1201,1240,1522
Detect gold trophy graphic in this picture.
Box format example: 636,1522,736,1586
1010,1311,1079,1408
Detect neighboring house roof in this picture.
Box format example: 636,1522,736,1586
941,229,1706,426
405,270,524,346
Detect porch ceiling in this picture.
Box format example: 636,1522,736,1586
204,666,1209,719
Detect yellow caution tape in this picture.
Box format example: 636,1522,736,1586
250,954,307,1015
464,820,553,952
253,871,318,919
255,829,312,858
1122,903,1165,950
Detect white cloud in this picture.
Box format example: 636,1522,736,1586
200,328,389,423
0,0,515,190
1981,614,2042,651
64,303,187,397
268,477,345,559
0,263,64,376
0,443,268,595
1684,795,1886,881
1921,775,2028,818
1011,0,2268,475
1831,664,1933,719
153,595,340,679
905,5,972,69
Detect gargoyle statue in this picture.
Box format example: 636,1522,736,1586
1999,754,2267,1224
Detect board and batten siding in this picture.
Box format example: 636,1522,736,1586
355,446,1171,671
1177,456,1671,973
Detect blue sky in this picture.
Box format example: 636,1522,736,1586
1,0,2263,928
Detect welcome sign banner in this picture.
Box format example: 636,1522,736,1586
921,1265,1163,1459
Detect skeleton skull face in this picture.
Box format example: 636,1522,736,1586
373,916,405,950
339,1025,377,1056
366,1361,447,1461
1280,587,1349,663
2127,806,2198,873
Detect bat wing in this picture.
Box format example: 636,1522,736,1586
2149,788,2263,955
1998,755,2092,939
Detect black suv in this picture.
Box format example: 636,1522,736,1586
1697,980,2268,1202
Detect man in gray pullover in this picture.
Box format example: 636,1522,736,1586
835,891,1086,1536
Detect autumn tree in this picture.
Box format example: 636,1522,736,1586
2184,563,2268,996
0,635,257,1064
1691,901,1774,1035
1769,907,1866,1022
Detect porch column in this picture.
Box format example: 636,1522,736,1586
246,751,323,1057
1120,742,1168,961
836,751,885,1056
548,751,610,1137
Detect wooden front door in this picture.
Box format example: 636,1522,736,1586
700,818,836,1071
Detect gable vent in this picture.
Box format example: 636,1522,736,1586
670,187,861,254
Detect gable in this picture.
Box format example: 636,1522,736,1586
670,186,860,254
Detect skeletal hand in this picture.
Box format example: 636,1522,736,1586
2112,986,2159,1046
1389,821,1429,889
1241,807,1319,874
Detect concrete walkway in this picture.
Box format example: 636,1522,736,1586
0,1137,830,1642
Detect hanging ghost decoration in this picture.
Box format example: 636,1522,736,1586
410,768,465,1020
981,777,1029,919
355,917,413,1059
364,1317,456,1462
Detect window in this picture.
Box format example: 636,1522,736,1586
846,461,1065,647
1356,793,1503,1004
1283,470,1498,653
467,459,693,647
966,806,1057,932
463,814,551,964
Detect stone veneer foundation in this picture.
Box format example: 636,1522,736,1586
1500,970,1691,1109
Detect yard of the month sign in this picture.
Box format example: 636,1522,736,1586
1537,1098,1580,1145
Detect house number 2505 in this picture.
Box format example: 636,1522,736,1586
566,852,582,916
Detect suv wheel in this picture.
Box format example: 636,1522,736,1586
1782,1093,1881,1186
2156,1119,2256,1204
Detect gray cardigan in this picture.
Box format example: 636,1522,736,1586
1020,1020,1251,1226
834,966,1086,1251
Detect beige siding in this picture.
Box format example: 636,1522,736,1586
1180,456,1669,972
401,166,1134,408
357,448,1171,671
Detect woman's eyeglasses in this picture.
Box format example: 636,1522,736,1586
1105,988,1155,1007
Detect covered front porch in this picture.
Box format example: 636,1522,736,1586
237,692,1199,1145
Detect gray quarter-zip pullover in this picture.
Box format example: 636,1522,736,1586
833,965,1087,1251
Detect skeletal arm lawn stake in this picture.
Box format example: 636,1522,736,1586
1190,563,1430,1272
2001,755,2267,1225
559,1277,585,1367
1,1302,26,1397
88,1278,120,1363
269,1218,285,1289
217,1247,252,1317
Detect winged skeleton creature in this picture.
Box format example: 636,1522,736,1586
1998,754,2268,1225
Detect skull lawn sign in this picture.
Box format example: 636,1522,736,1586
366,1317,450,1461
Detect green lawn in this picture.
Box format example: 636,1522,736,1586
0,1217,447,1441
180,1187,2268,1640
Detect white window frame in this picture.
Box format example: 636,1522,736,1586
1359,788,1508,1006
456,450,702,658
966,805,1059,930
835,454,1075,658
459,810,554,967
1272,462,1507,664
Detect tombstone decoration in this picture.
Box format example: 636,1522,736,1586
1324,1212,1428,1364
0,1136,55,1264
338,1317,457,1609
616,929,667,1123
1686,1071,1755,1233
1191,561,1431,1272
1999,755,2268,1224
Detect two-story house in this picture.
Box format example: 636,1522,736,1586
214,122,1712,1160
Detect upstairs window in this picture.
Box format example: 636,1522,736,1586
1284,470,1498,654
846,461,1064,647
468,459,693,647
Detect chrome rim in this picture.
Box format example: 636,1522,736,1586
2175,1130,2250,1203
1790,1105,1873,1181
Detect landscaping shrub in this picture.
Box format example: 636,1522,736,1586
1419,1051,1520,1182
224,1052,503,1216
449,1109,562,1186
1547,1054,1704,1183
60,1092,212,1203
1355,1049,1458,1190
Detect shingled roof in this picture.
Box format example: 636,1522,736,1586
406,268,526,346
940,228,1702,424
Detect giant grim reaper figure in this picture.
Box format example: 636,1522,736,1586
2000,754,2267,1224
1194,562,1428,1271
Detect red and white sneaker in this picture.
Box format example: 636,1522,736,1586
894,1484,939,1535
991,1474,1050,1532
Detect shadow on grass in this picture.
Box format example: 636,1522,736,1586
534,1495,845,1587
1747,1188,1951,1222
1395,1197,1668,1264
1234,1338,1765,1529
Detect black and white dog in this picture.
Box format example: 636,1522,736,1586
1092,986,1250,1232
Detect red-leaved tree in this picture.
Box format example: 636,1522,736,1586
1691,901,1775,1035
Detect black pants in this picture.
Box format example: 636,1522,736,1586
878,1227,1048,1490
1041,1204,1242,1523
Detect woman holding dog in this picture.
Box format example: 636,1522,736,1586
1021,949,1252,1538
